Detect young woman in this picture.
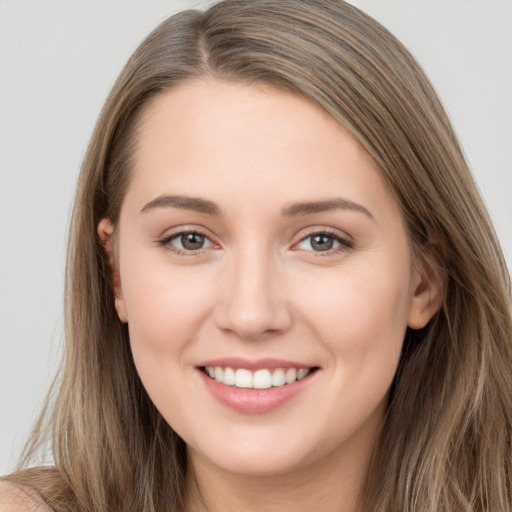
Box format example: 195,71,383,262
1,1,511,511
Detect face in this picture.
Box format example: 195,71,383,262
100,80,439,478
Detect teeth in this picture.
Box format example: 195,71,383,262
253,369,272,389
235,368,253,388
223,367,235,386
204,366,312,388
285,368,297,384
272,368,286,387
297,368,309,380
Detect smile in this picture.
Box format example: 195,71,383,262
198,360,320,414
203,366,312,389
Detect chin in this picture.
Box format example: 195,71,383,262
186,428,332,478
205,450,309,477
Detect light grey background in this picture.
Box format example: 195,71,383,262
1,0,511,474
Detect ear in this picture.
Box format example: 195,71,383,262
97,218,128,323
407,249,446,330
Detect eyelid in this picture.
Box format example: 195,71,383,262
156,225,353,256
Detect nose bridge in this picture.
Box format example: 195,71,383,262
216,239,291,339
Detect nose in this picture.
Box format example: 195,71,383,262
214,246,293,340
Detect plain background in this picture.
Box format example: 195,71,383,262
1,0,511,474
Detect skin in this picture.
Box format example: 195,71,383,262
98,80,443,512
0,482,52,512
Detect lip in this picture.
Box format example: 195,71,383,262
197,357,314,371
196,359,319,414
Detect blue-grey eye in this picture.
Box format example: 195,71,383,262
171,232,213,251
297,233,342,252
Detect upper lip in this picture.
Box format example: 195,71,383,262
197,357,317,371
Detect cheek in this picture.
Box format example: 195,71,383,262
119,253,215,374
293,258,410,444
299,253,411,381
305,257,410,331
121,264,218,421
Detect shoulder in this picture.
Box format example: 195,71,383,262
0,481,52,512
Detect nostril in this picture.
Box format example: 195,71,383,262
214,269,293,339
215,302,293,341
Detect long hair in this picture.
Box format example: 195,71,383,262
5,1,512,511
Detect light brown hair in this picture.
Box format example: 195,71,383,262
5,1,512,511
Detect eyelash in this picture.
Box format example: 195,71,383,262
158,229,353,257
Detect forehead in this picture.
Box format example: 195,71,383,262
136,80,357,163
124,80,398,223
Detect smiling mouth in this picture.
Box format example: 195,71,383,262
201,366,319,389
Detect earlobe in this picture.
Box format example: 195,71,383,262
97,218,128,323
407,258,445,330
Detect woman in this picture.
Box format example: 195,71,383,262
1,1,511,511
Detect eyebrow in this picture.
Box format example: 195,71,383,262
140,194,373,220
140,195,221,215
282,198,374,219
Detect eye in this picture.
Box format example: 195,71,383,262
161,231,214,252
295,232,352,253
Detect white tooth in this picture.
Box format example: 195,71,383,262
207,366,215,378
235,368,253,388
223,367,235,386
272,368,286,387
253,369,272,389
297,368,310,380
285,368,297,384
214,367,224,382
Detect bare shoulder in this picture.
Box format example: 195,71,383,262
0,481,52,512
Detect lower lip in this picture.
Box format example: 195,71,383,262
198,369,317,414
